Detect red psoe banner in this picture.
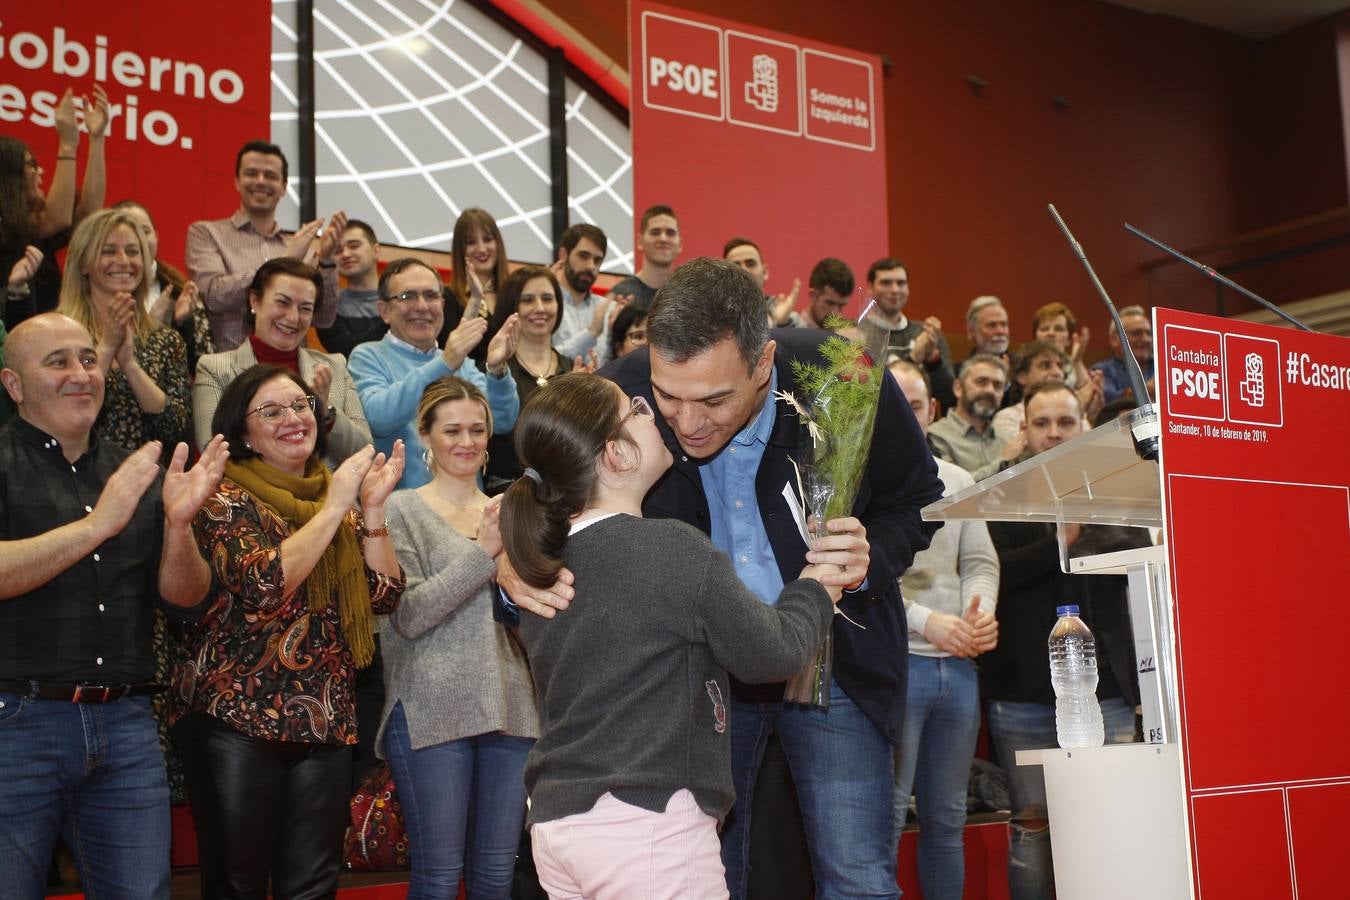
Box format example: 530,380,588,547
0,2,272,265
1157,308,1350,899
630,1,888,310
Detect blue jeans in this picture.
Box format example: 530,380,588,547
383,702,533,900
721,679,898,900
985,697,1137,900
892,656,981,900
0,692,170,899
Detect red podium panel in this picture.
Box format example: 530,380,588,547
1157,308,1350,900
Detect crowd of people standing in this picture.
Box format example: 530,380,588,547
0,117,1158,900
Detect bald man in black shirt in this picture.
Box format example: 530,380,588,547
0,313,227,899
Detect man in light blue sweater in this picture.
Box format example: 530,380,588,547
349,258,520,488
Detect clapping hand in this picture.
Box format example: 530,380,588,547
317,211,349,262
54,89,79,148
910,317,944,365
96,292,136,370
329,446,377,512
359,440,405,513
467,268,487,310
310,364,333,412
285,219,324,261
163,436,229,528
173,281,200,325
573,348,598,373
7,245,43,291
112,293,139,370
83,86,110,139
477,495,504,558
771,279,801,326
444,314,489,371
89,442,163,539
589,294,626,337
485,314,519,373
1069,326,1090,366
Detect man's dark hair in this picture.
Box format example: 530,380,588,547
378,257,443,301
213,364,329,463
343,219,378,246
648,257,770,372
867,256,907,284
722,236,760,257
1010,340,1070,379
809,257,854,296
639,204,677,233
558,223,608,257
234,140,289,182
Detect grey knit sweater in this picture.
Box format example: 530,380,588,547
376,490,539,756
519,514,833,826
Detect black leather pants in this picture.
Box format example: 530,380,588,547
182,714,352,900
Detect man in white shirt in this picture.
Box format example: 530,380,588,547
551,223,619,363
888,359,998,898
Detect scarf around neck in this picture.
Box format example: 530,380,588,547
225,456,375,666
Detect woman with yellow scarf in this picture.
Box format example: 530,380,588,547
171,363,405,899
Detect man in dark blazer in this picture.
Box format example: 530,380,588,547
507,257,943,898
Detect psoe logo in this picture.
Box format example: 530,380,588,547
1223,333,1282,427
1163,324,1225,422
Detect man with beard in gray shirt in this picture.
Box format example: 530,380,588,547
927,353,1020,481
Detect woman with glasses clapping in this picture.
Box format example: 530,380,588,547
172,364,405,899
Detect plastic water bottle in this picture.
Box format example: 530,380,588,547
1049,605,1104,748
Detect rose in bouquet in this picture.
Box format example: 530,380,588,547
777,318,885,707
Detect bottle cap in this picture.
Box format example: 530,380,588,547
1056,604,1081,617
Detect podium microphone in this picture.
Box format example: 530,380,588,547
1123,223,1314,332
1047,204,1160,462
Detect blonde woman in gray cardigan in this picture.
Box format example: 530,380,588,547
379,376,538,900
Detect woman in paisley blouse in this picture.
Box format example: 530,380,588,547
172,363,405,899
56,207,191,455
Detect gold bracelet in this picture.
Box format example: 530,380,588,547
361,521,390,539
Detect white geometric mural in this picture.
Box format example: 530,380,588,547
270,0,634,271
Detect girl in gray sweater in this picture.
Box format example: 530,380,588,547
500,372,840,900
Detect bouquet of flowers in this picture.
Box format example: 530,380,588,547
778,317,885,708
